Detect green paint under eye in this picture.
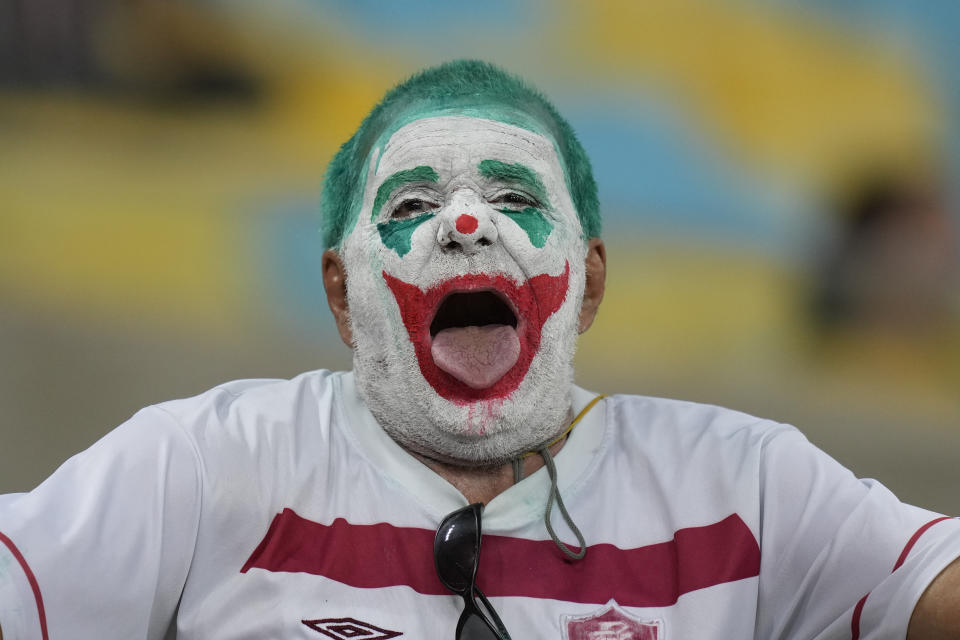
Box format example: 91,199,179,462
377,213,436,256
478,159,550,209
372,165,439,222
498,207,553,248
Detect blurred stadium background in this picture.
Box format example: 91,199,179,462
1,0,958,512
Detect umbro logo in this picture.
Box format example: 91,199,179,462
302,617,402,639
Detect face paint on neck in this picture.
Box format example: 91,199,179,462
341,115,588,465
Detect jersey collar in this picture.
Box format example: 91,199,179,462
333,371,610,532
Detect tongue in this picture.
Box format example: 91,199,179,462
431,324,521,389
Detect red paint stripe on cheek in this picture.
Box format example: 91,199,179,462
529,267,571,325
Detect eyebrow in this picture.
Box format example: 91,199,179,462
477,159,550,208
371,165,439,221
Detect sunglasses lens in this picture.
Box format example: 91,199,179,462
434,504,481,593
457,611,501,640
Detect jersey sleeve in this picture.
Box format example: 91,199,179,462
0,406,202,640
754,428,960,640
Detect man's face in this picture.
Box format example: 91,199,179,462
337,114,590,464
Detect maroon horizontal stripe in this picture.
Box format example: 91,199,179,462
242,509,759,607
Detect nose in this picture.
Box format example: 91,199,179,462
436,192,498,255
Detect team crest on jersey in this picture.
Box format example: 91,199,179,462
561,600,662,640
302,617,402,639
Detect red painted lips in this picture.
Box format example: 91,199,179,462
383,262,570,403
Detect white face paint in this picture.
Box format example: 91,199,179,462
340,115,587,465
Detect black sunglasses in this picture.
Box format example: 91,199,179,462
434,503,513,640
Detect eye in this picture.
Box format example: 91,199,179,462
491,192,538,209
391,198,439,219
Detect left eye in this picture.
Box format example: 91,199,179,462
491,192,537,208
391,198,439,219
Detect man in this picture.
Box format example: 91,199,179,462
0,60,958,639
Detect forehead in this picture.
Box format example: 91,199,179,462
373,115,566,182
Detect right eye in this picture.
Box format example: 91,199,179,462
391,198,439,219
493,192,537,207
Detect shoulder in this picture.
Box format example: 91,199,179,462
589,394,801,521
149,369,344,439
604,392,797,453
118,369,350,485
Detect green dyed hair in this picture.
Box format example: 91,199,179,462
320,59,600,249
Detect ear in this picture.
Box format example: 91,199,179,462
578,238,606,334
322,249,353,348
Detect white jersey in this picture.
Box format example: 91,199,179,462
0,370,957,639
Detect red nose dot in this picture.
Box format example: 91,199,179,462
455,214,479,235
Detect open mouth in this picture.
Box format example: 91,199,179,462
429,291,518,336
429,291,522,390
382,262,570,403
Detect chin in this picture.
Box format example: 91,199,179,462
351,293,582,466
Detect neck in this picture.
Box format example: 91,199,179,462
410,435,568,505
